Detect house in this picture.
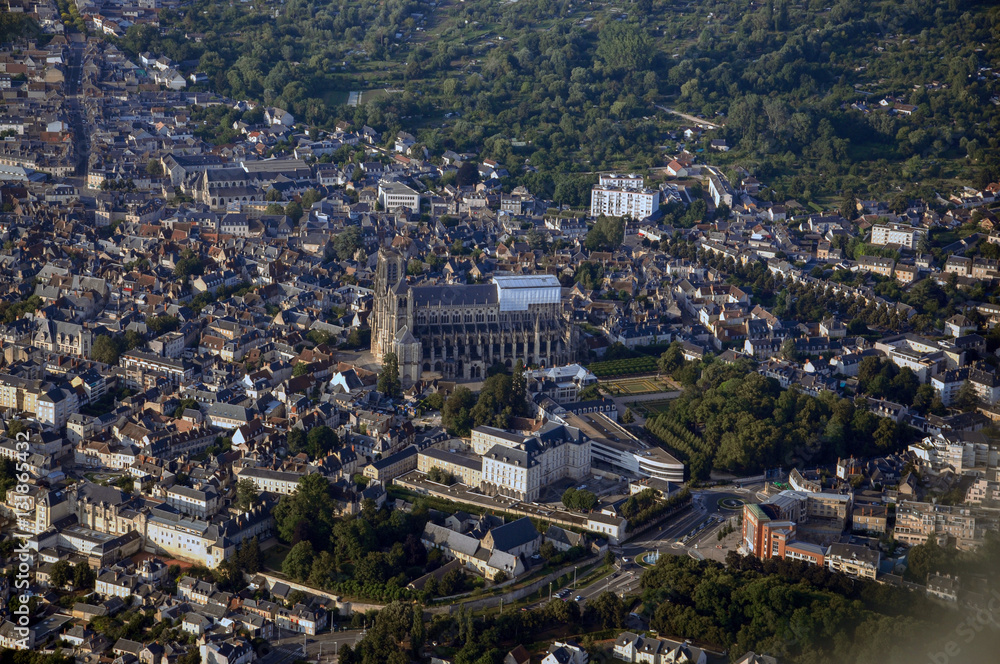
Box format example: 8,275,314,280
825,543,880,580
482,517,541,558
542,641,588,664
265,107,294,127
200,638,253,664
945,314,976,338
613,632,709,664
927,573,959,602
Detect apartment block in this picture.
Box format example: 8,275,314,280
590,174,659,219
894,500,999,550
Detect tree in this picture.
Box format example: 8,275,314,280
285,201,304,222
424,392,445,410
50,560,72,587
287,428,306,454
92,335,122,365
306,425,338,457
238,536,261,574
427,467,456,484
912,384,937,414
456,162,479,187
292,361,310,377
511,360,527,415
493,570,508,583
378,352,402,398
235,478,259,511
272,473,339,546
333,226,363,260
781,338,800,362
953,380,979,412
409,603,425,654
73,563,96,589
620,408,635,424
7,419,27,440
147,314,179,335
174,248,205,278
587,591,625,628
442,386,476,436
283,541,314,581
596,21,652,73
562,488,597,511
873,418,898,453
301,188,322,208
659,342,685,375
147,159,163,177
584,216,625,251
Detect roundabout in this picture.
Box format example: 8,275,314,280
639,550,663,566
717,496,746,511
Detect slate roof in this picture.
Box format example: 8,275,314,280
486,517,539,552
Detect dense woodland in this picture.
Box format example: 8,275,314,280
647,349,914,478
99,0,999,207
641,553,1000,664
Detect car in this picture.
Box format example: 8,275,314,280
622,557,630,563
575,595,583,602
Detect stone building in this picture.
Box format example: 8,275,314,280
371,249,576,384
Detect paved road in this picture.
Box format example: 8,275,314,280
619,488,756,560
272,628,365,662
64,36,90,178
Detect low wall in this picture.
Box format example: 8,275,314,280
251,571,385,615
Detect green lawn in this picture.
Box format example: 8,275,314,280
261,543,290,573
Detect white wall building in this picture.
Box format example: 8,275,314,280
378,181,421,213
590,174,659,219
870,223,925,249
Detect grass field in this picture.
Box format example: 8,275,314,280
261,543,290,573
633,399,675,417
360,88,396,104
601,376,673,395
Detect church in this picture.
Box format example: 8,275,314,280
372,249,577,385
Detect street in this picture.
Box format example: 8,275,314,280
527,486,758,608
271,627,365,663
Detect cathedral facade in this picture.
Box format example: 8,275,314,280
372,249,576,385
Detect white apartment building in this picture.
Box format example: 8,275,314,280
378,181,421,213
908,433,999,475
590,174,659,219
870,223,925,250
598,173,644,189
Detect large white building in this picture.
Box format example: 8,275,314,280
590,174,659,219
378,181,421,213
472,423,590,502
870,223,926,250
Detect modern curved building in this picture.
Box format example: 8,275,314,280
563,411,685,483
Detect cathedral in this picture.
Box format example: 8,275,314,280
372,249,577,385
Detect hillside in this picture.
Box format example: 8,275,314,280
122,0,1000,207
